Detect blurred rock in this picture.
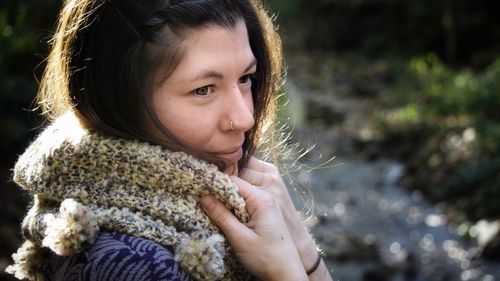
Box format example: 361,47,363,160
318,231,380,263
363,253,418,281
473,220,500,260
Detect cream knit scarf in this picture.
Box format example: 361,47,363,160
6,113,253,281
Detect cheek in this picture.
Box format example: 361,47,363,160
154,98,216,147
247,93,255,114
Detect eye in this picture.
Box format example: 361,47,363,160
193,86,213,96
239,74,255,86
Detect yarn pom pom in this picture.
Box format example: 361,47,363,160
42,198,99,255
175,230,226,281
5,240,46,281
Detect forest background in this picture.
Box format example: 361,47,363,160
1,0,499,279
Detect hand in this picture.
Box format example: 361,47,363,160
237,157,320,271
200,182,308,281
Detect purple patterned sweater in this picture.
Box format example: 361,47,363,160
44,232,192,281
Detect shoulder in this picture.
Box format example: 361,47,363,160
45,232,191,281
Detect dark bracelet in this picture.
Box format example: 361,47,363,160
306,251,322,275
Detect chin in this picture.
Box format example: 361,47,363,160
223,164,238,176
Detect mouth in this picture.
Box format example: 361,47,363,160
215,146,243,164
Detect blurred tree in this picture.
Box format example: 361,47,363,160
0,2,60,280
0,0,60,165
268,0,500,222
270,0,500,68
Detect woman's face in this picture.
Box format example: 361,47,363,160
153,20,256,175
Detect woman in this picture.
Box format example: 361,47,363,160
6,0,332,280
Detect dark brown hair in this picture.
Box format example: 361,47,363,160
37,0,283,169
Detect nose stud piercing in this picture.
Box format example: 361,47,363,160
230,120,234,131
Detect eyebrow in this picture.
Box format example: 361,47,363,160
188,58,257,83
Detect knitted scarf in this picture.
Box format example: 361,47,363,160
6,113,253,281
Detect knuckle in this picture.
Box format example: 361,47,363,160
260,192,278,209
213,209,229,225
262,174,274,186
263,172,282,189
270,173,279,184
264,162,276,172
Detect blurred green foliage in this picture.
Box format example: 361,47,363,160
268,0,500,221
376,55,500,220
270,0,500,67
1,3,59,279
382,54,500,121
0,1,59,165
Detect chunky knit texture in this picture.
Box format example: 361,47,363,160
6,113,253,281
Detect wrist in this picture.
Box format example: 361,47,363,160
295,229,320,269
265,243,308,281
305,250,322,275
267,262,308,281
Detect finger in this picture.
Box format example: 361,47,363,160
231,176,269,216
239,168,266,187
240,168,278,189
231,176,256,200
200,196,253,241
245,156,267,172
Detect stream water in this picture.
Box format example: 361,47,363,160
281,56,500,280
300,158,500,281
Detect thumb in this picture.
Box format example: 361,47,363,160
200,196,252,241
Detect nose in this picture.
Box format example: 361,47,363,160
223,87,255,132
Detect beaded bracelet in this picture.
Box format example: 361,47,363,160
306,251,322,275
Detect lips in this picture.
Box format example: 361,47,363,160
215,146,243,163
